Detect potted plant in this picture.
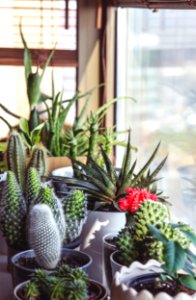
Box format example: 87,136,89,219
110,197,196,299
13,264,107,300
51,131,167,282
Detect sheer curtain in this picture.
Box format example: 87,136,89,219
116,8,196,228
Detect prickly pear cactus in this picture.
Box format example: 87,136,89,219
0,171,27,249
63,190,87,242
29,204,62,269
25,167,41,210
34,186,65,242
115,227,138,266
134,200,170,241
6,131,26,189
28,145,47,177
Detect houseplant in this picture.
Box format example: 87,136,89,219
51,132,167,282
13,265,107,300
110,197,196,299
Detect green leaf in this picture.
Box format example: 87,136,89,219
182,230,196,246
147,224,168,243
19,118,30,135
19,22,32,82
31,122,45,145
179,274,196,290
164,241,186,274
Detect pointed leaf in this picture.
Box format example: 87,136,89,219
179,275,196,290
164,241,186,274
20,22,32,81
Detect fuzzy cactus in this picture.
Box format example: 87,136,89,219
133,200,170,241
34,186,65,242
28,145,47,177
29,204,62,269
6,131,26,189
0,171,27,249
63,190,87,242
25,167,41,210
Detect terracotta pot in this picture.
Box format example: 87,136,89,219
111,260,196,300
80,208,126,283
14,279,107,300
11,248,92,287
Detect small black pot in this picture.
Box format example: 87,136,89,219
14,279,107,300
11,248,92,287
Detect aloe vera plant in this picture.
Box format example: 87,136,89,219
52,131,167,206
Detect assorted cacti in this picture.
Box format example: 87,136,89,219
115,200,195,267
62,190,87,243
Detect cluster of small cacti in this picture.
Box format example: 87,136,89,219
62,190,87,243
23,265,88,300
115,200,193,266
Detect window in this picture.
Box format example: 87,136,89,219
116,8,196,229
0,0,77,138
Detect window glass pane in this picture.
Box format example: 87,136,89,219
116,8,196,228
0,66,76,138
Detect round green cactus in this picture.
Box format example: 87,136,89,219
134,200,170,241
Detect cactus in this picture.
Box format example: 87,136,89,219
0,171,27,249
133,200,170,241
25,167,41,210
29,204,62,269
28,145,47,177
6,131,26,189
115,227,138,266
34,186,65,242
160,224,191,249
144,239,164,263
63,190,87,242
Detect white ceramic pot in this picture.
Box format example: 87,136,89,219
80,209,126,283
0,172,7,255
111,260,196,300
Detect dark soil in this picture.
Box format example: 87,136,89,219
16,252,88,270
130,274,196,297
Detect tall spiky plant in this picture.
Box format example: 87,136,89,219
52,131,167,207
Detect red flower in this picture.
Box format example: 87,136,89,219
118,188,158,214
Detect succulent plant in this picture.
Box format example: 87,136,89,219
62,190,87,243
25,167,41,210
29,204,62,269
23,265,88,300
52,132,167,207
133,200,170,241
6,131,26,190
34,186,66,242
27,144,47,177
0,171,27,249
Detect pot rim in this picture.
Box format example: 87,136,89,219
11,248,92,272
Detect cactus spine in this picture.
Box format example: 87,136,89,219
28,145,47,177
29,204,62,269
63,190,87,242
25,167,41,210
6,131,26,189
0,171,27,249
34,186,65,242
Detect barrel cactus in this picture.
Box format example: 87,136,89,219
0,171,27,249
29,204,62,269
63,189,87,243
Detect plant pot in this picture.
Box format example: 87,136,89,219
102,232,117,291
13,279,108,300
111,260,196,300
80,208,125,283
0,172,7,255
48,156,86,176
63,235,81,250
11,248,92,287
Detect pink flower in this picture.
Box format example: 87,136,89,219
118,188,158,214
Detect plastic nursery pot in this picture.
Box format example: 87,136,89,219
102,232,117,291
13,279,108,300
11,248,92,287
110,260,196,300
